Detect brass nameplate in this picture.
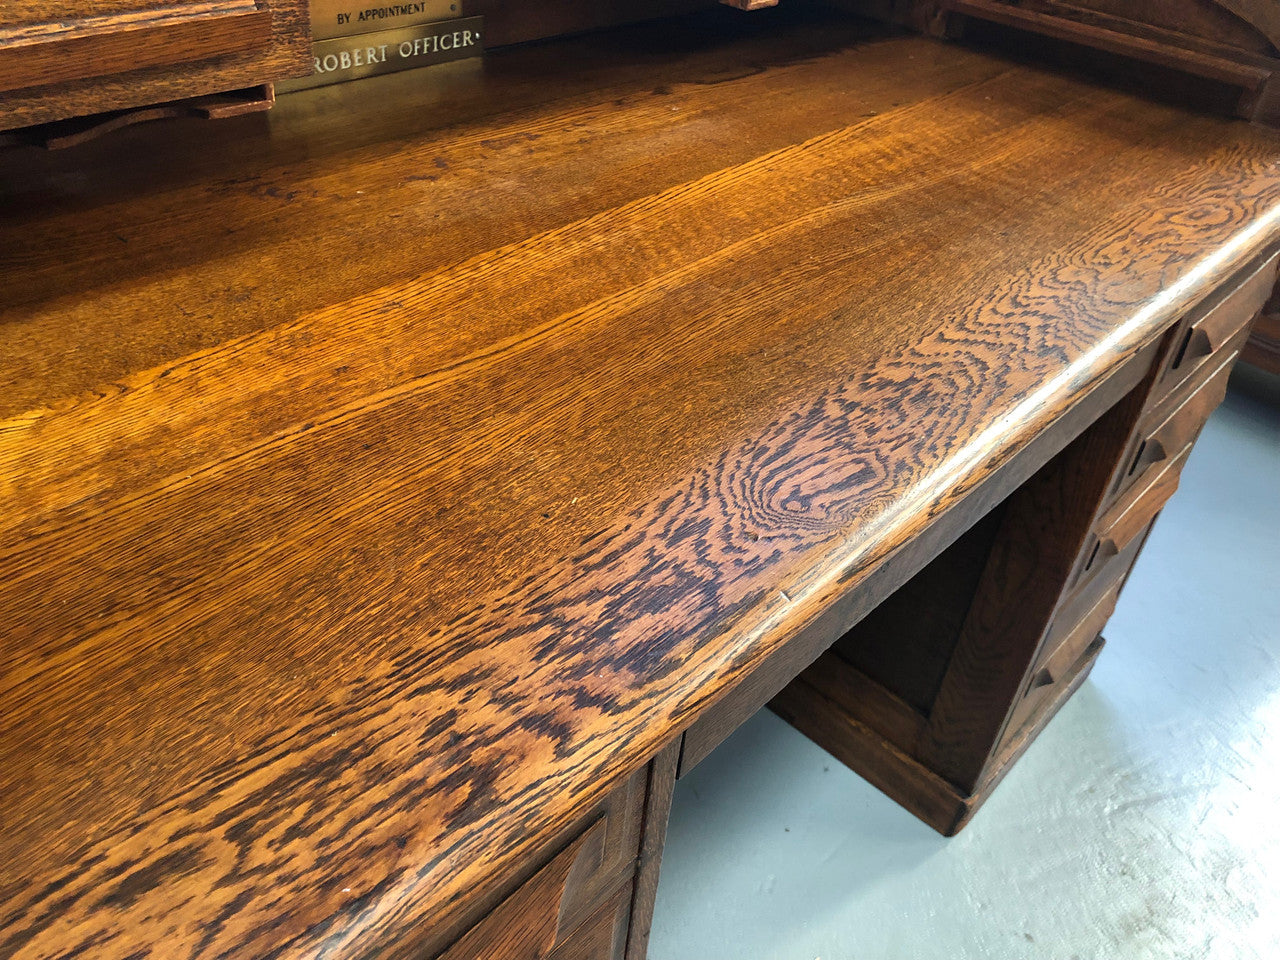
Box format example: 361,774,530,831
279,17,483,93
309,0,459,41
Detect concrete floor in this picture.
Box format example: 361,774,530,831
649,366,1280,960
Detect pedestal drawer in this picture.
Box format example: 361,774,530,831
1034,579,1123,692
1109,342,1238,509
1153,250,1277,400
1073,443,1189,596
435,767,645,960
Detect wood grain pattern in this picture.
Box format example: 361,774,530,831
914,371,1156,788
831,504,1005,715
4,11,1280,960
682,327,1156,779
941,0,1274,88
910,0,1280,125
1118,345,1238,506
1218,0,1280,55
1000,0,1280,57
789,651,929,751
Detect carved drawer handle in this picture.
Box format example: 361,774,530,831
1089,448,1187,575
1127,354,1234,484
1171,252,1279,374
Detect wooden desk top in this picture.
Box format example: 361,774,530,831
4,8,1280,958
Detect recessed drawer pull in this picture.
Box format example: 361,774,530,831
1128,351,1234,480
1167,251,1278,378
1088,446,1188,575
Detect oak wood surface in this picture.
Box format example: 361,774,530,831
0,3,272,96
942,0,1275,88
965,0,1280,58
831,504,1006,715
5,8,1280,959
438,817,607,960
917,0,1280,123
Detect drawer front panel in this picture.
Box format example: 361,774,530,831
1111,341,1239,508
1007,532,1145,744
546,881,633,960
1073,444,1189,596
1035,579,1123,687
1155,250,1277,398
1003,634,1104,751
439,819,609,960
436,767,645,960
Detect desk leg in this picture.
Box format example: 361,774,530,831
625,739,680,960
772,356,1164,834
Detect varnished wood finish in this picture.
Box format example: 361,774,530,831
1157,250,1278,390
469,0,710,48
1114,343,1240,508
548,883,633,960
775,631,1106,836
436,754,644,960
5,8,1280,957
386,758,646,960
0,84,276,151
0,3,271,95
831,505,1006,716
679,328,1155,778
439,819,609,960
0,0,308,131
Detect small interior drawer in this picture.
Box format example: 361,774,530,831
1154,250,1277,399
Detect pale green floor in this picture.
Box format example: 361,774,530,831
649,366,1280,960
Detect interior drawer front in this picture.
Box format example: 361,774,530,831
436,768,645,960
0,2,271,95
1155,250,1278,398
0,0,308,130
1110,343,1238,508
